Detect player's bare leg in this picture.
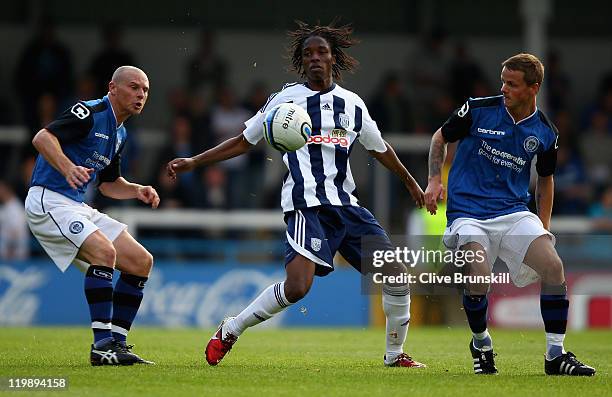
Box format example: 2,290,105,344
523,235,564,285
205,255,315,365
114,230,153,277
523,236,595,376
77,230,116,270
461,242,497,374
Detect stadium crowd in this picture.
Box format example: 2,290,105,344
0,21,611,259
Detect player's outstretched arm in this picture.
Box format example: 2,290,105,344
369,141,425,208
167,134,253,180
535,175,554,230
98,177,160,208
32,129,94,190
424,128,448,215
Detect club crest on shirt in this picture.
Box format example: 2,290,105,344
69,221,84,234
338,113,350,129
311,238,322,252
115,136,122,154
523,136,540,152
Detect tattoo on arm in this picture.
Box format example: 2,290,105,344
428,135,447,178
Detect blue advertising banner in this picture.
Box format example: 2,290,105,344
0,261,369,327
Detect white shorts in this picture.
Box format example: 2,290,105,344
443,211,555,287
25,186,127,272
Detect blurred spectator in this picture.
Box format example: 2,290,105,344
242,82,269,206
167,87,193,123
210,85,250,208
0,180,29,260
37,93,58,127
14,16,74,135
13,156,36,202
242,81,269,114
159,116,197,163
368,71,413,132
88,22,136,97
186,29,228,97
201,167,227,209
369,72,420,217
188,93,212,151
553,146,591,215
471,78,494,98
579,110,612,188
210,86,248,137
546,49,571,117
589,186,612,234
76,74,97,101
406,27,450,133
156,116,201,207
450,43,486,105
155,164,189,209
555,109,580,150
552,110,591,214
581,75,612,132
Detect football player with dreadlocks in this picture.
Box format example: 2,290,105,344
168,21,426,368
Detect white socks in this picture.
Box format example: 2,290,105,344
225,282,292,337
545,332,566,360
382,287,411,363
472,329,492,350
224,281,413,364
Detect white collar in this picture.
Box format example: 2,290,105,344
107,96,123,130
505,106,538,125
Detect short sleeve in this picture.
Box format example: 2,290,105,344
357,104,387,152
441,101,472,142
243,90,286,145
243,112,266,145
97,142,125,184
536,133,558,177
45,102,93,143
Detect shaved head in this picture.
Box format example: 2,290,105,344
111,65,147,84
108,65,149,123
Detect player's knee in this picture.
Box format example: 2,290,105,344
284,280,311,303
142,251,154,274
121,250,153,276
550,256,563,274
542,256,564,283
97,244,117,267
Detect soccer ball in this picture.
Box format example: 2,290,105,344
263,103,312,152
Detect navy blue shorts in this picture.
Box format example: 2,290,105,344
284,205,393,277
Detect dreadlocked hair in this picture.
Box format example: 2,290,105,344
288,20,359,81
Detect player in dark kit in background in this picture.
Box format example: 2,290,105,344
25,66,159,366
168,21,427,368
425,53,595,376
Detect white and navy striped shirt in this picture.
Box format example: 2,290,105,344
243,82,387,213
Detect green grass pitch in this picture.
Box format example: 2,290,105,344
0,327,609,396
